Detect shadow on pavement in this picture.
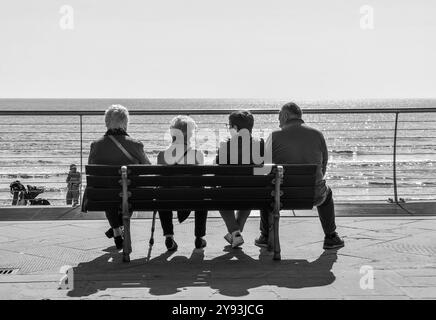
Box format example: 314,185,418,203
67,247,339,298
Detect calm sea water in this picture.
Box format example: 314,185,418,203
0,98,435,206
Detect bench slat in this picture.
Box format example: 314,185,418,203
281,187,315,199
86,174,314,188
86,200,272,211
281,164,318,175
86,165,121,176
281,175,317,187
132,200,273,211
281,200,314,210
86,187,274,201
86,174,315,188
86,176,121,188
86,201,121,211
127,164,274,176
85,164,318,177
129,175,274,187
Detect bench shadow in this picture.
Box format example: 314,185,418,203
67,247,339,298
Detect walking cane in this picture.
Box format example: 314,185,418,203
149,210,157,246
147,210,157,261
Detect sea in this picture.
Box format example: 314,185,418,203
0,98,435,206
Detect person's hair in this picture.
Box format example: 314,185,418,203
281,102,302,119
105,105,129,130
170,115,197,143
228,110,254,133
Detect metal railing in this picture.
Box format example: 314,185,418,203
1,107,435,208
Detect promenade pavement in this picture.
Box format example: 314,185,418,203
0,216,435,299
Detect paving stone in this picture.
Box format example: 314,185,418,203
0,217,435,299
398,287,436,299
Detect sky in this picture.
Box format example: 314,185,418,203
0,0,435,99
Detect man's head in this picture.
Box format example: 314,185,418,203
70,164,77,172
105,104,129,131
279,102,302,128
228,110,254,134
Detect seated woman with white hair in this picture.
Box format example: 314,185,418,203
157,115,208,251
86,105,151,249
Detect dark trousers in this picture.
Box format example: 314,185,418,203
105,209,124,229
159,210,207,238
260,186,336,237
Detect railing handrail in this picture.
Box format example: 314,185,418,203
0,107,436,116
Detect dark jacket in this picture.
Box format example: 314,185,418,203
82,129,150,212
266,119,328,205
88,129,150,165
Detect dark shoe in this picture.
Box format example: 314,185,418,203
231,231,244,248
105,228,114,239
195,237,207,249
114,236,123,250
165,237,178,251
323,232,345,250
254,234,268,248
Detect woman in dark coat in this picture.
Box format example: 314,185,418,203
87,105,150,249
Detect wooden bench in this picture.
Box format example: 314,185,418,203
83,164,317,262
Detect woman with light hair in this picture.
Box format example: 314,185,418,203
157,115,207,251
86,104,150,249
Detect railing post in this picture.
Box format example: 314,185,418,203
392,112,399,204
79,115,83,205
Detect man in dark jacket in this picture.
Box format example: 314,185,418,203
255,102,344,250
87,105,150,249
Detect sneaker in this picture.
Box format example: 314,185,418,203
254,234,268,248
165,237,178,251
195,237,207,249
114,236,123,250
231,232,244,248
224,233,232,245
323,232,345,250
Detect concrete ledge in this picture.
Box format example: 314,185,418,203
0,201,434,221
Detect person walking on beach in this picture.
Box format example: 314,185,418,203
255,102,345,250
86,105,151,249
215,110,264,248
66,164,81,207
157,115,208,251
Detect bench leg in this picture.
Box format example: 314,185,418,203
272,209,281,261
122,216,132,263
267,209,274,252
